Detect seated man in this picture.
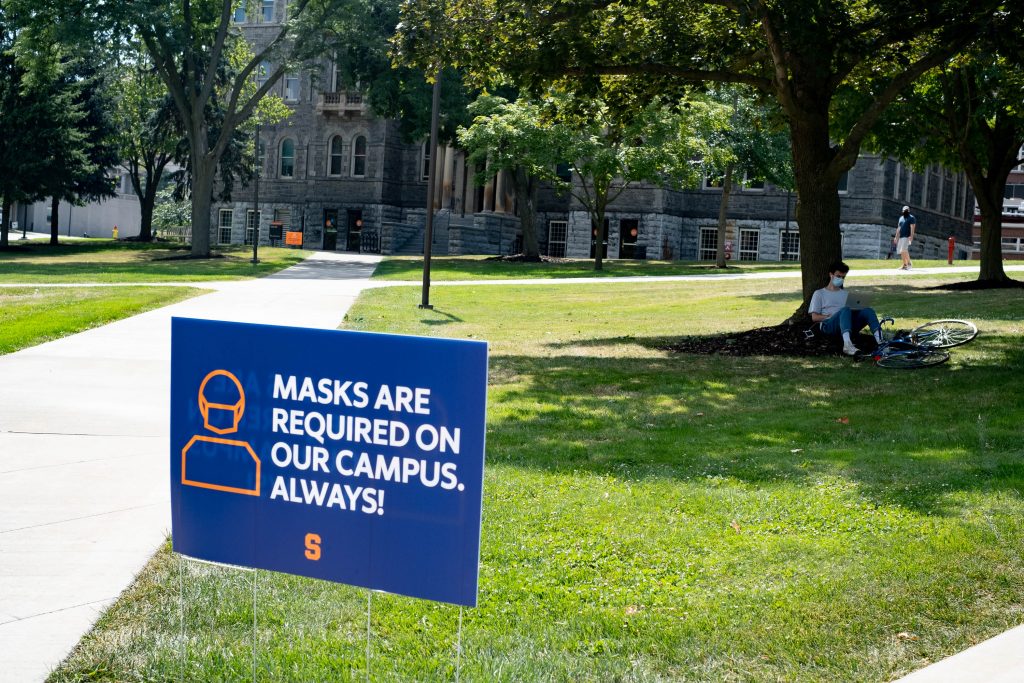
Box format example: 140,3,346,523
809,261,883,355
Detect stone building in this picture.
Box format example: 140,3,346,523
216,0,976,261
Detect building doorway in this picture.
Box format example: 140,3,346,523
619,219,639,258
345,209,363,252
323,209,338,250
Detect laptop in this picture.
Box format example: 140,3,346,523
847,292,872,309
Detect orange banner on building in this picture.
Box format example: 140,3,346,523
285,231,303,246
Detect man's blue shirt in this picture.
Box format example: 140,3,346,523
898,213,916,237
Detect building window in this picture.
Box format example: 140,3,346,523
837,171,849,194
261,0,275,22
1001,237,1024,253
704,174,725,190
699,227,718,260
351,135,367,177
547,220,567,258
739,229,759,261
780,230,800,261
257,140,266,174
743,175,765,191
421,141,431,181
233,5,246,22
280,139,295,178
218,209,233,244
284,74,299,101
328,136,343,176
245,210,261,245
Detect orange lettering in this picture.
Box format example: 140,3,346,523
304,533,321,561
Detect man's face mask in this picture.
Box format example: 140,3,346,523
832,275,845,287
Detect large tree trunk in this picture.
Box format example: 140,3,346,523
789,115,843,318
715,164,735,269
50,197,60,246
190,153,216,258
1,196,10,248
139,189,157,242
974,184,1009,282
512,167,541,261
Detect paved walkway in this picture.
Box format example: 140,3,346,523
0,251,380,682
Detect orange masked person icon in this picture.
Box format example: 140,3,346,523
181,370,261,496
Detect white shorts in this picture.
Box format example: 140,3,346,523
897,237,911,254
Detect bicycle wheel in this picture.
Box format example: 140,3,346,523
876,349,950,369
910,319,977,348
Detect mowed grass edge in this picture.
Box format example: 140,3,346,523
0,240,309,283
371,255,994,281
0,287,206,355
49,275,1024,682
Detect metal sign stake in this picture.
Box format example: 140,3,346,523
366,590,373,682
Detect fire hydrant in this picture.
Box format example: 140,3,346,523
112,225,119,240
948,236,955,264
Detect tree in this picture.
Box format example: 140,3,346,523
20,0,349,256
868,23,1024,286
319,0,473,142
462,92,725,269
397,0,1002,312
457,95,562,261
112,42,179,241
704,87,793,268
0,10,84,248
42,56,119,245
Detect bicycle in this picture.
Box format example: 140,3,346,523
861,318,978,369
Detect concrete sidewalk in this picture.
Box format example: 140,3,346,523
0,251,380,682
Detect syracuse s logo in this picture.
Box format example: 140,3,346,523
181,370,261,496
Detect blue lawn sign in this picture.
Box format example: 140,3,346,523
170,318,488,607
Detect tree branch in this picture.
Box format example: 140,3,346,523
834,43,966,173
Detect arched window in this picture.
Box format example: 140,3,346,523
351,135,367,177
328,136,343,176
280,139,295,178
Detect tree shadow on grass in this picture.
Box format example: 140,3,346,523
486,337,1024,516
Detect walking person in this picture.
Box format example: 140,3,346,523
893,205,916,270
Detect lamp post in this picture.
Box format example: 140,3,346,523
419,71,441,310
252,122,260,264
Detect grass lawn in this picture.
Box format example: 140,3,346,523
50,274,1024,682
0,240,308,283
0,287,203,354
372,255,978,281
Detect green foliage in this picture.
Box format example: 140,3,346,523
313,0,473,142
864,10,1024,282
398,0,1005,300
0,12,87,244
152,186,192,229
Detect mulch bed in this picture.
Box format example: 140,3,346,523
152,253,227,262
485,254,573,264
659,322,880,357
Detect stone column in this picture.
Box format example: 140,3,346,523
441,145,456,209
483,160,495,212
433,145,446,210
495,169,507,213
